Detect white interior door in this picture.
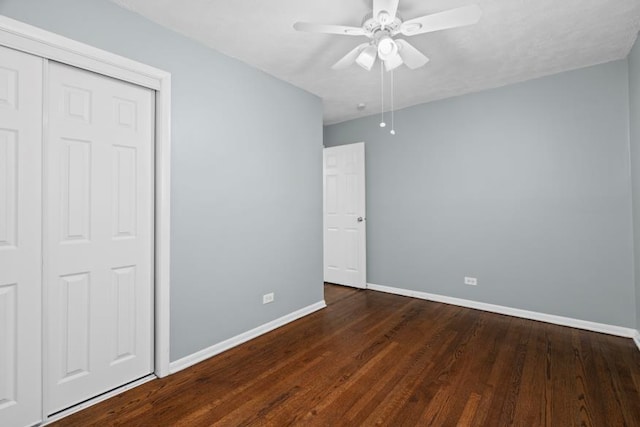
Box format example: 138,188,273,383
0,46,43,427
45,62,155,414
323,142,367,288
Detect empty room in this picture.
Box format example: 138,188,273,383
1,0,640,425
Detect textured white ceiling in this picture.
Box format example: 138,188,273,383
111,0,640,124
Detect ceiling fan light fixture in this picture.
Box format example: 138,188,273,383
384,53,403,71
377,36,398,61
356,45,378,71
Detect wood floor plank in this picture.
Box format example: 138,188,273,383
50,284,640,426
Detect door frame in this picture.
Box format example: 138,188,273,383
0,14,172,384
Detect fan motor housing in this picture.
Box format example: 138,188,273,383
361,12,402,37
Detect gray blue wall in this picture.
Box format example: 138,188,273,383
0,0,324,361
629,36,640,332
325,60,636,328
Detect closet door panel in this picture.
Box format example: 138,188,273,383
0,45,43,427
46,62,154,414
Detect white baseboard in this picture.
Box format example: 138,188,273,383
634,331,640,352
169,300,327,374
367,283,638,339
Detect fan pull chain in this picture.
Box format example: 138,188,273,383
390,69,396,135
379,62,386,128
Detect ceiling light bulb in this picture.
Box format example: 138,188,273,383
380,122,386,128
377,36,398,61
390,129,396,135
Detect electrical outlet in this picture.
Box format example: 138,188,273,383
262,292,275,304
464,277,478,286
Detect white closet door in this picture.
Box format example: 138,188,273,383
46,62,154,414
0,45,43,427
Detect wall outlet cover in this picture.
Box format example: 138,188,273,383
263,293,275,304
464,277,478,286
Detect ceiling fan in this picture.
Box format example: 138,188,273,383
293,0,482,71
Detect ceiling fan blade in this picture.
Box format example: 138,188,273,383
400,4,482,36
395,39,429,69
373,0,400,21
293,22,365,36
332,43,370,69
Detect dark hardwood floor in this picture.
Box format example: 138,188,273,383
52,284,640,426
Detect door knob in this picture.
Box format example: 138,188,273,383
357,217,365,222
